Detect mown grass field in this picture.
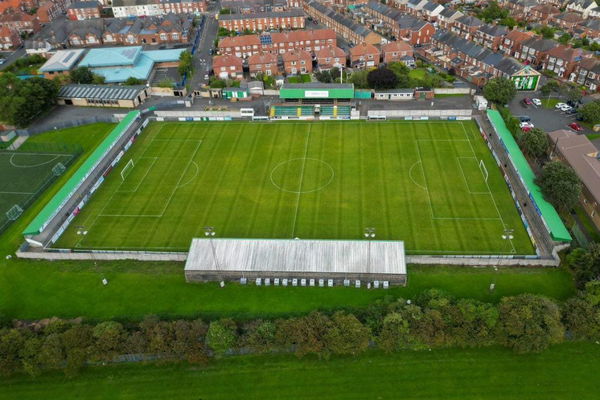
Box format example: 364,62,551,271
2,344,599,400
55,121,533,255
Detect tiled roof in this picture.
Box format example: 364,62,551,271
247,52,278,64
213,54,243,68
219,9,304,20
382,40,413,53
350,42,379,56
281,49,311,61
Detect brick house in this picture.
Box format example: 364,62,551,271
499,29,534,58
0,9,41,34
36,1,62,23
111,0,207,18
212,54,244,79
0,25,22,50
304,0,382,45
566,0,597,18
578,18,600,39
218,29,336,58
248,52,279,76
221,0,289,14
519,36,558,66
450,15,483,40
218,9,305,32
349,42,380,68
421,1,444,21
544,45,587,79
364,2,435,45
530,4,561,23
436,7,463,30
551,12,584,31
315,45,346,70
282,49,312,74
473,24,508,51
381,40,413,64
103,14,193,45
571,57,600,91
68,1,102,20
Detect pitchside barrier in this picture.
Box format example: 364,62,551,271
22,111,143,247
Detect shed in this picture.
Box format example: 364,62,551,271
57,84,149,108
414,87,434,99
374,89,414,101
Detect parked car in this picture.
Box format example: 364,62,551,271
569,122,584,132
532,98,542,106
560,105,573,112
520,121,534,130
517,115,531,122
555,102,567,109
523,97,533,105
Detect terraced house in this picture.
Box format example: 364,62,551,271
304,0,382,45
572,57,600,91
248,52,279,76
363,1,435,44
315,45,346,70
518,36,558,66
218,9,305,32
217,29,336,58
450,15,483,41
473,24,508,52
544,45,588,80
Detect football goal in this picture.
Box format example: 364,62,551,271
121,159,135,181
6,204,23,221
479,159,489,182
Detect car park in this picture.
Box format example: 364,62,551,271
517,115,531,122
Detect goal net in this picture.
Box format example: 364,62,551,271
6,205,23,221
121,159,134,181
479,160,489,182
52,162,66,176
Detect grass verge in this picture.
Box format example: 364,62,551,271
1,343,599,399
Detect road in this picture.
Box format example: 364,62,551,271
189,10,219,90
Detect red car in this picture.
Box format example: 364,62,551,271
523,97,533,105
569,122,584,132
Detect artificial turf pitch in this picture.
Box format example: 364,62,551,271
55,121,534,254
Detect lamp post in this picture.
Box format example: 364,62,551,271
204,226,219,270
364,227,376,273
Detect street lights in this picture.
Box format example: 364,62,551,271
204,226,219,270
364,227,376,273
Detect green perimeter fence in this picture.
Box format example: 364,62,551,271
0,142,83,236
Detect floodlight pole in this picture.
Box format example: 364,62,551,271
204,226,219,270
501,228,514,241
364,227,376,273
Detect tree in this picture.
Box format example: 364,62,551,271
92,74,105,84
566,245,600,289
242,320,277,353
538,25,556,39
536,161,582,212
483,77,516,105
70,67,94,84
378,312,412,352
0,74,59,128
578,100,600,125
206,319,238,356
560,84,583,103
387,62,411,87
0,329,25,376
562,281,600,341
93,321,125,361
540,80,559,97
497,294,564,353
499,17,517,29
324,312,370,356
124,77,144,85
178,50,193,77
480,1,508,21
348,70,369,89
276,312,332,359
170,319,209,364
367,67,398,89
519,128,549,160
558,33,572,45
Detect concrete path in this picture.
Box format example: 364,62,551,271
7,135,28,150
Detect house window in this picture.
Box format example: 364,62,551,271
172,33,179,40
160,33,167,40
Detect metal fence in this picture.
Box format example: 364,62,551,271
14,116,121,137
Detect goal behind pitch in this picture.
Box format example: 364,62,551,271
121,159,134,181
479,159,489,182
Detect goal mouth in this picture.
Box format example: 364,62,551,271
121,159,135,181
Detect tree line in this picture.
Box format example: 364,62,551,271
3,285,600,378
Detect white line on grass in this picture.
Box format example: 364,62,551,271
461,122,516,254
0,191,35,195
290,125,311,238
456,156,491,195
116,157,158,193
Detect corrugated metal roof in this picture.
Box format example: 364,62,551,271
58,84,146,100
185,238,406,276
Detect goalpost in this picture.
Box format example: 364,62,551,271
121,159,135,181
479,159,489,182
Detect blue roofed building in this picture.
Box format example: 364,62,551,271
77,45,185,83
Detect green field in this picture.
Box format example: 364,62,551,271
55,121,533,255
2,344,599,399
0,149,75,233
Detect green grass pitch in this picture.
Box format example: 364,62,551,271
0,150,74,230
55,121,534,255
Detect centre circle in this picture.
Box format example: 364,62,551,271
270,158,335,194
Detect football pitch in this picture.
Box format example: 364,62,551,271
55,121,534,255
0,150,74,232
